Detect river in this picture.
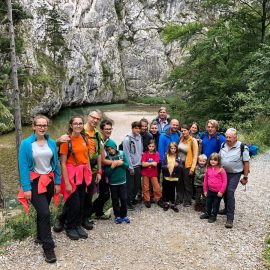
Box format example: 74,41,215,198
0,104,158,197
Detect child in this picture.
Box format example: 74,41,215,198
104,139,130,224
141,140,162,208
150,121,161,182
200,153,227,223
194,154,207,212
161,142,182,212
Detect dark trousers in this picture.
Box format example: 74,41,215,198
162,179,177,204
110,183,127,218
91,173,110,217
82,174,96,220
195,186,203,205
206,190,222,217
126,166,141,205
31,179,54,251
176,167,192,205
60,182,86,229
223,172,241,221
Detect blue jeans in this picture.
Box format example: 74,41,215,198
206,190,222,217
224,172,242,221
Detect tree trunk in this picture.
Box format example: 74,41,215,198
0,171,4,208
261,0,267,44
6,0,23,154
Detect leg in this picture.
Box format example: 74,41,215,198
176,167,184,204
212,194,222,217
183,167,193,205
110,184,121,217
82,175,95,221
150,177,162,202
119,183,128,218
142,176,150,202
133,166,142,202
205,190,215,216
168,181,177,205
65,189,81,229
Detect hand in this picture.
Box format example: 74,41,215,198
174,162,179,167
217,192,223,197
58,134,70,143
65,182,72,193
240,178,248,185
189,170,194,176
24,190,32,200
204,192,207,197
111,161,117,169
95,173,102,184
54,185,60,194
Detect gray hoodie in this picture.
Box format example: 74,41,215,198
123,132,143,171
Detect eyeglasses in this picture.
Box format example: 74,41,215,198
35,125,48,129
104,128,112,131
89,115,101,121
72,122,83,126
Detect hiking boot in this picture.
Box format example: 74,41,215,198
82,219,94,230
114,217,122,224
157,200,164,208
194,204,200,212
208,216,217,223
200,213,209,219
144,201,151,208
44,249,57,263
225,220,233,229
171,205,179,213
66,228,80,240
76,226,88,239
163,202,170,211
122,216,130,224
53,217,64,233
127,204,135,211
218,208,227,215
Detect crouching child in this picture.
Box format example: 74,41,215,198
104,139,130,224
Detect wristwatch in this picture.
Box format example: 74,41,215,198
243,176,248,180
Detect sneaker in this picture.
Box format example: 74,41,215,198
122,216,130,224
163,202,170,211
208,216,217,223
44,249,57,263
53,217,64,233
127,204,135,211
171,205,179,213
114,217,122,224
225,220,233,229
82,219,94,230
76,226,88,239
218,208,227,215
157,200,164,208
144,201,151,208
200,213,209,219
66,228,80,240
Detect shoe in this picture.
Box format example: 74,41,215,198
163,203,169,211
144,201,151,208
122,216,130,224
96,214,111,220
183,201,191,207
225,220,233,229
82,219,94,230
114,217,122,224
171,205,179,213
200,213,209,219
66,228,80,240
131,199,138,205
127,204,135,211
157,200,163,208
218,208,227,215
44,249,57,263
194,204,200,212
208,216,217,223
76,226,88,239
53,217,64,233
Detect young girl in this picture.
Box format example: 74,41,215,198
162,142,182,212
18,115,60,263
200,153,227,223
56,116,92,240
141,140,162,208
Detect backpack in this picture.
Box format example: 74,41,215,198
118,135,139,153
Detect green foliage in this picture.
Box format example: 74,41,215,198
264,233,270,269
115,0,124,20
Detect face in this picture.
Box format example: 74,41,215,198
88,112,101,128
170,145,177,154
132,126,141,136
181,128,189,138
140,122,148,133
70,117,84,134
158,109,167,120
148,143,155,152
207,123,217,136
210,158,218,166
101,124,113,139
170,120,179,132
190,124,198,134
32,118,48,137
225,131,237,147
106,146,116,155
150,124,158,134
198,158,207,167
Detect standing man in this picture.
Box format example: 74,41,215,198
123,121,143,210
153,106,171,133
158,119,180,164
201,119,226,158
219,128,250,229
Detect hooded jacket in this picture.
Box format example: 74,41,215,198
104,139,129,185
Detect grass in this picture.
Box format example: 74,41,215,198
264,234,270,269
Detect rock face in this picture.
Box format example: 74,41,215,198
1,0,202,130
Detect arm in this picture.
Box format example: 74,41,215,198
141,152,150,167
190,138,199,173
203,170,208,196
55,134,70,146
240,161,250,185
123,136,133,171
60,155,72,193
218,169,227,196
158,135,166,163
95,154,102,183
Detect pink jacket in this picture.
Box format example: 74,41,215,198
203,166,227,194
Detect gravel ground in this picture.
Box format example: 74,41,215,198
0,111,269,269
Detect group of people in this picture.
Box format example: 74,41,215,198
18,107,250,263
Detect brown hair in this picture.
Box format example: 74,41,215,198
166,142,179,156
68,115,85,134
32,115,49,126
207,152,223,172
